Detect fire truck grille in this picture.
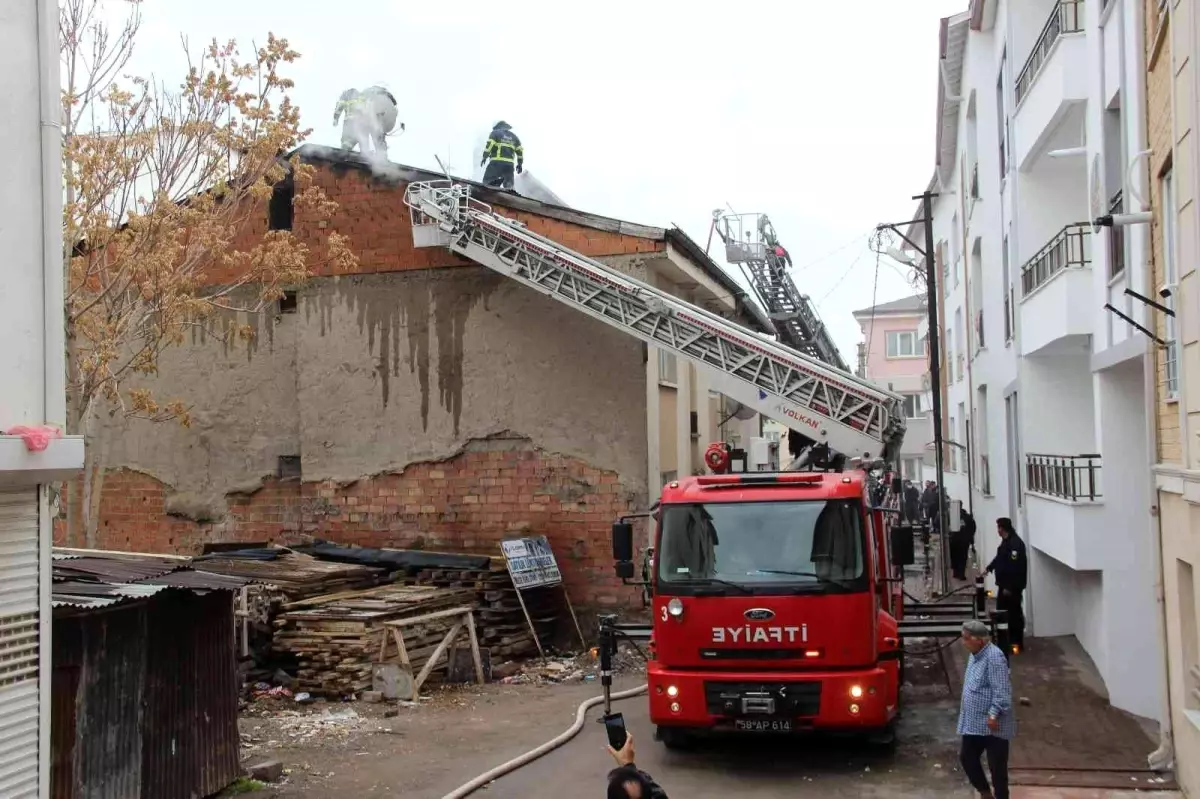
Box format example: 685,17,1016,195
703,680,823,718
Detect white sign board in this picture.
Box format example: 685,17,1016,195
501,536,562,589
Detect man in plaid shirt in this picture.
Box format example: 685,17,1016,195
957,619,1014,799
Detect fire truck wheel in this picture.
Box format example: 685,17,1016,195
655,726,695,751
865,720,898,749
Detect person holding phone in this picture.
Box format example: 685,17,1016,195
605,732,668,799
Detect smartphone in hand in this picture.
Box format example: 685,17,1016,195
602,713,628,751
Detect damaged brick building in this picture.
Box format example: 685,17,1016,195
66,145,772,605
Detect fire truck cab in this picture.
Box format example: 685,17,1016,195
613,470,906,748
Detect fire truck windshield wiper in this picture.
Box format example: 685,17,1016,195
678,577,754,595
750,569,856,588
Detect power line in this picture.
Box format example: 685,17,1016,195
792,229,874,272
865,245,883,368
816,248,870,306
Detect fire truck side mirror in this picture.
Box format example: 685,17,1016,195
612,521,634,563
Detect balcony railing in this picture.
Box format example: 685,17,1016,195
1015,0,1085,104
1021,223,1091,296
1108,190,1126,277
1026,453,1102,501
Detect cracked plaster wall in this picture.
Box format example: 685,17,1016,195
94,263,651,513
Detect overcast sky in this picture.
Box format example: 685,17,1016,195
118,0,965,362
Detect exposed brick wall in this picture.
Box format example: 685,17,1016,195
61,437,642,608
211,161,665,285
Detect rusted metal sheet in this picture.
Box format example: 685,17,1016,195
141,591,240,798
140,569,249,591
52,556,185,583
51,591,240,799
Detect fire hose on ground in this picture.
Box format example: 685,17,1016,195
441,616,647,799
440,683,648,799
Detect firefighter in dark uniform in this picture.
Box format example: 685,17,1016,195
985,516,1027,651
481,121,523,189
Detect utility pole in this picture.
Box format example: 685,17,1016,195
876,189,951,595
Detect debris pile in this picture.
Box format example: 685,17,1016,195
195,548,389,598
398,561,558,659
271,584,477,697
492,645,645,685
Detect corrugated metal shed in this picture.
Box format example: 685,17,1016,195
51,554,242,799
51,555,186,583
139,570,249,591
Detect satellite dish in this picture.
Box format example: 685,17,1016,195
731,403,757,421
1089,153,1105,233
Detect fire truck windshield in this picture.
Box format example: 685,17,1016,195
656,499,866,594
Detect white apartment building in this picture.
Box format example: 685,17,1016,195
912,0,1163,722
0,3,84,795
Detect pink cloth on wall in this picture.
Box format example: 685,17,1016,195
4,425,62,452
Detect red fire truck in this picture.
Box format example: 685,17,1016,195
611,467,908,748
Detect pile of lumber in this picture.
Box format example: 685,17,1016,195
399,556,559,658
196,548,387,599
271,584,477,697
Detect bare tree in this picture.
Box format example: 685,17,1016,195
61,0,356,545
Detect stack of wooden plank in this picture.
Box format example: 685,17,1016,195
195,548,387,599
271,584,477,697
398,556,559,658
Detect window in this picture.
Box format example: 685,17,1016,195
1178,560,1200,712
277,455,302,480
902,393,924,419
886,331,921,358
1002,234,1013,343
997,51,1010,177
948,415,958,472
902,457,923,482
657,500,866,593
658,349,678,385
1162,170,1179,399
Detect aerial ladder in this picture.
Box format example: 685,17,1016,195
710,212,849,373
402,181,906,466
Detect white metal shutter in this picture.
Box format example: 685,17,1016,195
0,488,41,798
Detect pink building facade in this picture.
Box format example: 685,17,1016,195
852,294,932,482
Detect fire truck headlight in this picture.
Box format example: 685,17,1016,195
849,685,864,699
666,685,679,698
849,703,860,715
666,598,684,618
670,702,681,713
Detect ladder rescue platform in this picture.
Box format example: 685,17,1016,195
403,181,906,463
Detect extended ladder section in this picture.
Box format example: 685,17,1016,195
403,181,906,462
714,213,848,372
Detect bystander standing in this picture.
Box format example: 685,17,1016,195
957,619,1014,799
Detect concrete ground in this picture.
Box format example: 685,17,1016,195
233,533,1176,798
235,669,1178,799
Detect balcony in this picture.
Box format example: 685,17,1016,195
1027,453,1102,502
1013,0,1087,171
1019,224,1094,356
1024,453,1106,570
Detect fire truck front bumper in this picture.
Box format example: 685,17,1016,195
647,661,897,732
